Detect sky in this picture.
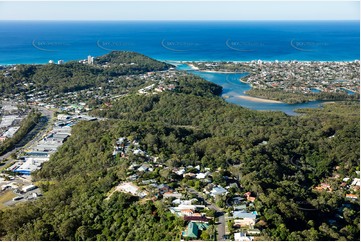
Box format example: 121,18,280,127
0,1,359,21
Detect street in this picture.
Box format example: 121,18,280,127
186,187,226,240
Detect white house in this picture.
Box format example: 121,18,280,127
234,232,254,241
210,185,227,197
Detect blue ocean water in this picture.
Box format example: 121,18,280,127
0,21,359,65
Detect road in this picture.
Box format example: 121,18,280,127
0,105,54,165
186,187,226,240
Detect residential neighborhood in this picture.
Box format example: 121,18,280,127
189,60,360,95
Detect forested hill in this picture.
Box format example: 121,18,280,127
0,51,172,95
95,51,172,74
0,53,359,240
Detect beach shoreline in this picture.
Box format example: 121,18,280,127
235,95,283,103
187,63,245,73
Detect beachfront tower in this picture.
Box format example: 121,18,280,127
88,55,94,65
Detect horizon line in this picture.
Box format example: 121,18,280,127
0,19,359,21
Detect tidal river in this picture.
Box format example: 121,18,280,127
176,63,324,116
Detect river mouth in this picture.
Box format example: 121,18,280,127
175,63,324,116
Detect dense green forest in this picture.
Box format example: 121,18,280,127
0,51,172,97
0,53,359,241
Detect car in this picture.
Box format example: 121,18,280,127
12,196,24,201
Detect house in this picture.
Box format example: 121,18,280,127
196,172,207,179
315,183,332,192
234,204,247,211
244,191,256,202
182,222,199,239
57,114,71,121
0,136,7,143
247,196,256,202
128,163,139,171
351,178,360,186
234,232,254,241
137,164,149,172
246,229,261,236
127,174,138,181
345,194,358,200
232,196,246,205
234,211,257,219
158,184,171,194
177,199,197,205
180,209,194,216
233,211,257,227
163,191,182,199
244,192,251,197
234,219,256,228
184,216,210,223
183,173,196,178
133,149,145,156
172,198,182,205
175,167,186,176
190,212,202,217
210,185,227,197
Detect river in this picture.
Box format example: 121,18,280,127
175,63,324,116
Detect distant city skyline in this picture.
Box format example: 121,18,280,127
0,1,359,21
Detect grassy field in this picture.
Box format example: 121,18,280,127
0,190,16,210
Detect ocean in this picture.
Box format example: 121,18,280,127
0,21,359,65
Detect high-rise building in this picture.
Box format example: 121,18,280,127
87,55,94,65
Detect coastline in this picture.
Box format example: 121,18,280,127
199,70,243,74
3,59,359,67
239,78,249,84
187,63,245,73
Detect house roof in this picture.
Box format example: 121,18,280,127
234,232,253,241
180,209,194,215
184,216,209,222
183,222,198,238
194,222,209,230
247,196,256,202
233,211,256,220
211,186,227,195
346,194,358,199
196,172,208,179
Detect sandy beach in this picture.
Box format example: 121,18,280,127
187,64,243,73
239,78,249,84
200,70,241,73
188,63,200,70
236,95,283,103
